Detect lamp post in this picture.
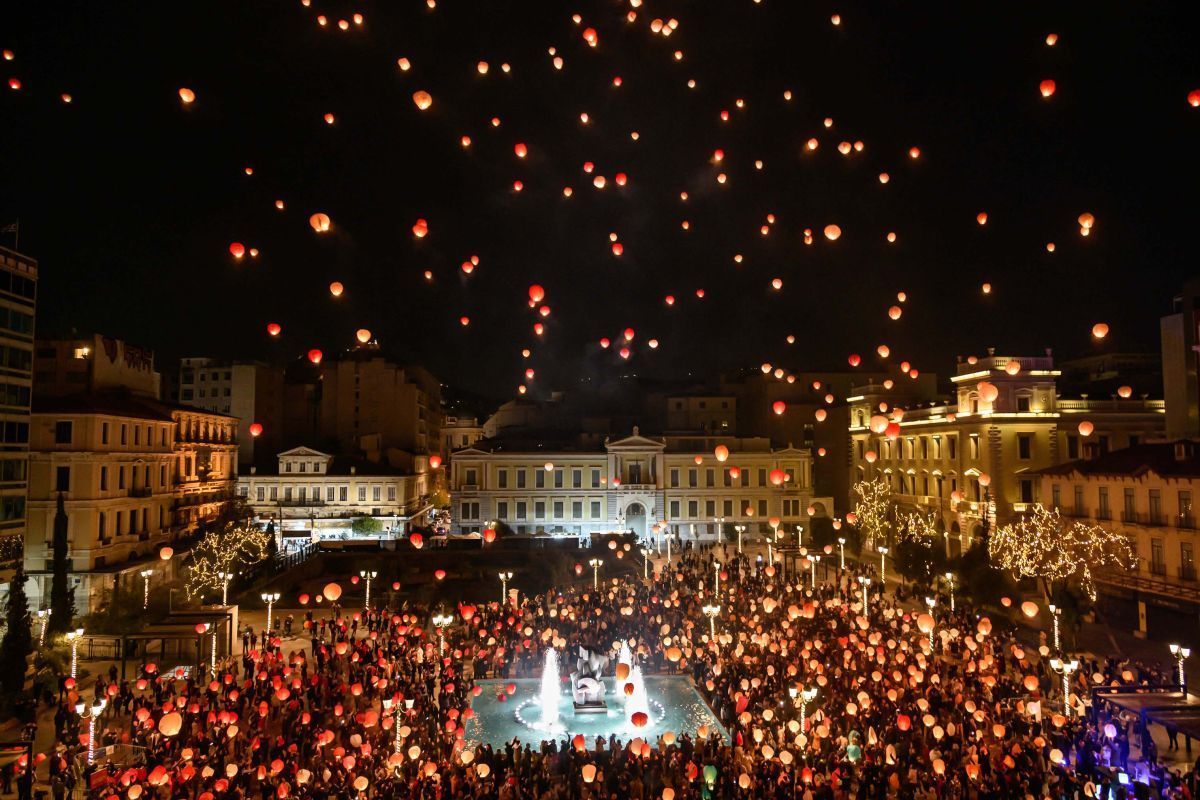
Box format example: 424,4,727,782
76,695,107,765
735,524,746,554
810,555,821,588
702,604,720,641
837,537,846,570
1049,657,1080,715
432,610,453,655
360,570,377,610
944,572,955,612
1170,644,1191,691
36,608,51,647
589,558,603,589
203,622,217,676
878,546,889,585
261,592,280,635
643,549,650,580
67,627,83,679
139,569,153,609
216,571,233,606
383,697,403,754
713,561,721,596
857,576,871,612
713,517,725,545
796,524,804,549
789,685,817,741
924,596,936,649
498,571,513,606
1049,603,1061,652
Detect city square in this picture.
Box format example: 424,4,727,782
1,2,1200,798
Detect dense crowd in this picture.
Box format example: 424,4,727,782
31,539,1200,799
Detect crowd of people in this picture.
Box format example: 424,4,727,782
28,538,1200,799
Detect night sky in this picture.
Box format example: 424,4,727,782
2,2,1198,399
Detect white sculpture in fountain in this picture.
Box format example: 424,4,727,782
570,644,610,712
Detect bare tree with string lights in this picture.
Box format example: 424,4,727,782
989,503,1134,601
185,523,271,601
851,478,893,548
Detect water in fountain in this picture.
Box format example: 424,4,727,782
626,664,650,726
538,647,561,730
617,642,633,670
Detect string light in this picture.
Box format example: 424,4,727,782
186,523,270,600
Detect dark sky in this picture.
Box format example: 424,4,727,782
2,1,1198,399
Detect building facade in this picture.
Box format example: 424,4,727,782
1036,441,1200,636
170,358,284,468
24,394,238,612
440,415,485,459
238,446,432,542
449,429,831,540
0,247,36,568
848,350,1165,554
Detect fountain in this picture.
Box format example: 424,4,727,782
535,648,564,732
625,665,650,727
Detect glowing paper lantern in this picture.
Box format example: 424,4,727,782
159,712,183,737
309,213,331,233
356,329,371,344
1039,79,1057,97
1078,420,1095,437
266,323,282,337
412,90,433,110
1021,601,1039,618
772,401,786,415
159,546,174,560
178,87,196,104
249,423,263,437
307,349,323,365
1092,323,1109,339
429,455,443,469
410,532,424,549
823,224,842,241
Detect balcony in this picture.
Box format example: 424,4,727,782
614,483,657,492
1179,514,1196,530
1150,560,1167,577
1063,506,1090,519
1148,511,1166,526
1180,564,1197,582
1096,508,1112,521
278,499,326,508
1120,510,1142,524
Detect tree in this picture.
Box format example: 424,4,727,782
48,492,74,636
185,523,270,601
351,515,383,535
0,563,32,696
989,503,1134,601
265,520,278,561
851,479,893,547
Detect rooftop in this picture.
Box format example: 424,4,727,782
1037,442,1200,480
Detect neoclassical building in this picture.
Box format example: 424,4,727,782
448,429,831,540
847,350,1165,555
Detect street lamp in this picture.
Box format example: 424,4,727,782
383,696,403,754
36,608,51,647
878,545,889,585
1048,603,1061,652
139,569,153,609
713,517,725,544
498,571,513,606
261,592,280,635
944,572,955,612
796,524,804,549
837,537,845,570
202,622,217,676
857,576,871,612
713,561,721,596
643,548,650,580
702,604,720,641
67,627,84,679
788,685,817,742
924,596,936,649
360,570,378,610
216,570,233,606
810,554,821,588
432,610,453,654
1049,656,1080,715
1170,644,1191,691
589,558,603,589
76,695,107,765
735,524,746,554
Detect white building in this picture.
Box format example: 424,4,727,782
448,428,831,540
238,447,431,543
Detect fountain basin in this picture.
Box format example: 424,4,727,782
467,675,729,747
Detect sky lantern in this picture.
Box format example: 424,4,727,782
848,354,861,367
529,284,545,303
461,316,471,326
876,345,890,358
267,323,281,337
815,409,827,422
178,87,195,104
582,27,598,46
977,381,999,403
1078,420,1095,437
329,281,344,297
309,213,331,233
1078,212,1096,230
514,142,528,158
772,400,786,415
1092,322,1109,339
981,282,992,294
412,90,433,110
159,546,173,560
429,455,442,469
229,242,245,259
1046,33,1059,46
909,146,921,159
356,328,372,344
888,305,902,320
976,212,988,225
823,224,841,241
1189,89,1200,107
412,218,429,238
769,469,786,486
1118,385,1133,398
308,349,323,365
1039,79,1057,98
249,423,263,437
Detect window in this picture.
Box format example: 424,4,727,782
969,435,979,460
591,500,602,519
757,469,767,487
629,463,642,484
534,501,546,519
1183,542,1196,580
55,465,70,492
100,466,108,491
1098,487,1110,517
572,469,582,489
1016,396,1030,412
517,470,527,489
358,486,367,502
1019,479,1034,504
54,420,72,445
284,487,293,501
758,499,768,517
299,462,307,473
269,486,278,500
1149,489,1162,522
285,462,293,473
98,512,106,539
948,437,957,460
705,468,715,488
326,486,335,501
160,464,166,487
553,501,564,519
465,468,478,486
497,501,509,519
461,502,480,520
133,426,140,446
120,424,127,445
373,486,381,502
688,469,697,488
517,502,528,519
687,500,699,517
339,486,348,501
554,470,563,489
256,487,266,502
1180,490,1193,522
591,469,601,488
1067,436,1079,460
723,499,733,516
535,470,545,489
298,487,306,502
118,466,125,490
669,500,680,518
1151,538,1166,575
1073,485,1084,513
705,499,715,517
387,486,396,501
670,469,679,488
1123,488,1136,517
101,422,109,445
1017,434,1032,460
